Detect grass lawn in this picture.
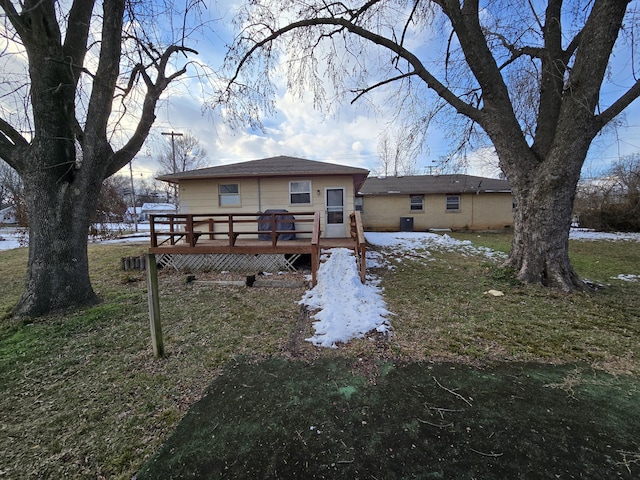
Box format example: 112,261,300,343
1,234,639,478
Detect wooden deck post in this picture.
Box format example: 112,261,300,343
311,211,321,286
353,211,367,283
186,215,195,246
146,253,164,358
149,215,157,247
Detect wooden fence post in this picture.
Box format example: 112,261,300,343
146,253,164,358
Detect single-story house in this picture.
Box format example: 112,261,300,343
140,203,177,220
358,174,513,232
0,205,17,225
125,203,177,222
157,156,369,238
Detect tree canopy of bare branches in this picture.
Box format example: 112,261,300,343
220,0,640,291
158,133,209,176
375,127,420,177
576,154,640,231
0,0,202,316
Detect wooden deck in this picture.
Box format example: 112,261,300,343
144,210,367,357
147,211,367,285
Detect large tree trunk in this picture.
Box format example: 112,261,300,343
8,0,113,317
507,175,582,291
500,143,588,292
1,1,192,317
13,159,101,317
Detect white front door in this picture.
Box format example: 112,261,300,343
325,187,345,238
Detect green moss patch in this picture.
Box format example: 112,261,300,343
138,357,640,479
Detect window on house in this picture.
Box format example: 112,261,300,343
290,181,311,204
446,194,460,211
219,184,240,206
410,195,424,211
354,196,363,212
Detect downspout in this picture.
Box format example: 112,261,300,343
473,181,482,230
258,178,262,212
471,192,475,230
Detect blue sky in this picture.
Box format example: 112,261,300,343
127,1,640,182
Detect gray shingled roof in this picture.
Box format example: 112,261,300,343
157,155,369,182
359,174,511,195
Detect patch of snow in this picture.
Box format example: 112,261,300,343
364,231,506,264
365,249,387,269
0,227,25,250
612,274,639,282
569,228,640,242
300,248,392,348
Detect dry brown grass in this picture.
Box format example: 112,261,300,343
1,234,639,478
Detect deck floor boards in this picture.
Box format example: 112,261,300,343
149,237,356,255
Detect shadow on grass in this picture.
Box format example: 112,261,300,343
136,357,640,479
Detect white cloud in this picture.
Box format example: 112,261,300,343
122,2,640,184
462,147,503,178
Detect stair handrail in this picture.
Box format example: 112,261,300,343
350,211,366,283
311,211,321,286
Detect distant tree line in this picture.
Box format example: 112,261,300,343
1,159,173,228
575,154,640,232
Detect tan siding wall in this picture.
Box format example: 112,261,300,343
177,175,358,237
360,193,513,231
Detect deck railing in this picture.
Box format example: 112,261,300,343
149,211,319,249
148,210,364,286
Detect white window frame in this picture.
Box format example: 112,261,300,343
446,194,460,212
410,195,424,211
219,183,240,206
289,180,312,205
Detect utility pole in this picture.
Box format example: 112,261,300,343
162,131,183,205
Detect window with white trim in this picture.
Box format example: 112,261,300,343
219,183,240,206
290,181,311,204
410,195,424,211
354,196,363,212
446,194,460,212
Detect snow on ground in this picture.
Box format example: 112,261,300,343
300,248,392,348
0,227,25,250
612,274,639,282
3,225,639,253
0,224,154,251
365,231,506,261
568,229,640,242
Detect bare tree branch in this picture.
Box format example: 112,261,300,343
220,0,640,292
350,72,416,103
595,78,640,131
106,45,198,177
225,15,483,122
0,117,29,169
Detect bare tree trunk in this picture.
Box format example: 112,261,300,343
503,148,585,291
0,1,196,317
13,161,101,317
508,184,581,291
